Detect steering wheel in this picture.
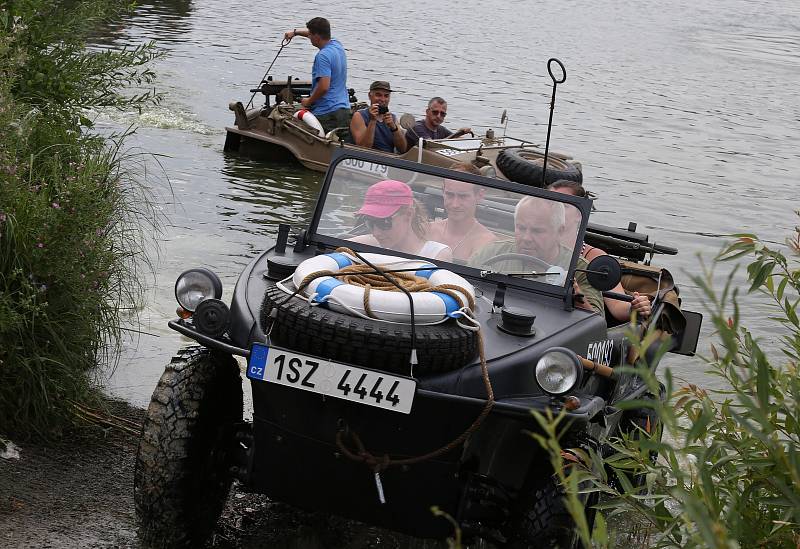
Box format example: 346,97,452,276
481,252,552,272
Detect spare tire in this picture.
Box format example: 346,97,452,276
260,284,477,375
497,148,582,187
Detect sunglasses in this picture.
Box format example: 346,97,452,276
362,213,396,231
429,109,447,118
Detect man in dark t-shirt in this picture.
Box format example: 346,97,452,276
405,97,472,149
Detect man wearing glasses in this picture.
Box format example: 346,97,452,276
405,97,472,149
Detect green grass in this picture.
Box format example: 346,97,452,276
0,0,161,437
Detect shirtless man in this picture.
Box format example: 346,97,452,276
426,163,498,261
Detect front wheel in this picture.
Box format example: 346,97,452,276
134,346,243,548
506,474,596,549
613,383,666,490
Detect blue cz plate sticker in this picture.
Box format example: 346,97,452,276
247,344,269,380
247,343,416,414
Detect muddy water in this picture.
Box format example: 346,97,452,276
96,1,800,405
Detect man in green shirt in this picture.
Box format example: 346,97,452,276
470,196,604,315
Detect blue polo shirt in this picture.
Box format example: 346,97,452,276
310,39,350,116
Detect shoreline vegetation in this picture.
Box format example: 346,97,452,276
530,219,800,549
0,0,162,437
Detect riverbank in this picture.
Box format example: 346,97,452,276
0,0,161,437
0,398,416,548
0,399,142,548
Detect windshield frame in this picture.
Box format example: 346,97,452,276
306,148,593,300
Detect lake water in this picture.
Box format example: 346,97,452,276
93,0,800,407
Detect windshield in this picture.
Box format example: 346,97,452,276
314,157,585,289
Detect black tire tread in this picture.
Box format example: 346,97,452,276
508,475,582,549
260,284,477,375
616,383,666,489
496,148,583,188
134,347,243,548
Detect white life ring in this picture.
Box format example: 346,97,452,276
293,109,325,137
291,252,475,324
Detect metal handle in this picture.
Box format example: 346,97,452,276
547,58,566,84
540,58,567,187
602,290,634,302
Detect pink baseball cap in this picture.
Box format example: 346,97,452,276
356,180,413,218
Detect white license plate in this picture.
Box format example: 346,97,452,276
434,148,463,157
340,157,389,176
247,344,416,414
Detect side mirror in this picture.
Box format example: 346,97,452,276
585,255,622,292
399,113,416,130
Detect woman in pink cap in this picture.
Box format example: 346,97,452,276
350,180,452,261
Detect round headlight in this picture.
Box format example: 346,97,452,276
175,268,222,312
535,347,583,396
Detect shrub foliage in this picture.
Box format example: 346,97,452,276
0,0,161,437
534,218,800,548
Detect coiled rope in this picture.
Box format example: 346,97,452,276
270,247,495,477
335,326,494,473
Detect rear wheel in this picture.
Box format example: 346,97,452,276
134,347,243,548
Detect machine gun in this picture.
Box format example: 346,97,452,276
250,75,358,109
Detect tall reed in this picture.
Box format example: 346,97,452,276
0,0,161,437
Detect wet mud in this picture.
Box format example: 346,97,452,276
0,399,443,549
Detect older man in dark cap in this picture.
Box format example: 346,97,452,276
350,81,408,153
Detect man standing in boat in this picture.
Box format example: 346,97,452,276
350,81,408,153
284,18,351,136
405,97,472,150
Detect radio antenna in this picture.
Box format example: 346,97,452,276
540,58,566,188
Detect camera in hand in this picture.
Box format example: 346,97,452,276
377,104,389,115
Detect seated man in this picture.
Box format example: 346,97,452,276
426,163,499,262
350,81,408,153
547,179,651,322
349,180,452,261
470,195,603,314
405,97,472,149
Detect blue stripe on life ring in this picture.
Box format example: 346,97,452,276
431,291,460,318
415,264,438,279
327,253,353,269
313,278,344,303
